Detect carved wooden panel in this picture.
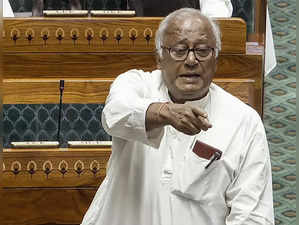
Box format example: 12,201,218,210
3,18,246,54
3,148,111,188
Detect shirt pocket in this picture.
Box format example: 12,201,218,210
171,150,225,202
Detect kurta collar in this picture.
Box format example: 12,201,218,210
185,91,210,110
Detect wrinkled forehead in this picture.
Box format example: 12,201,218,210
163,15,216,46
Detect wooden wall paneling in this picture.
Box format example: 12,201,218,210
3,54,260,79
3,53,157,79
0,188,96,225
254,0,267,44
3,79,113,104
3,76,262,114
3,53,262,114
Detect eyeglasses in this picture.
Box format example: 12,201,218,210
161,45,215,62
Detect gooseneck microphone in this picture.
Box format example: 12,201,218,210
57,80,64,144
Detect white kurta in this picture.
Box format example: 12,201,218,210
3,0,14,17
81,70,274,225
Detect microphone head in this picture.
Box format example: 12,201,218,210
60,80,64,91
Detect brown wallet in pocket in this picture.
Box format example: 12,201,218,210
192,140,222,168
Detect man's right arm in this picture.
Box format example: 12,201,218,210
102,70,166,148
102,70,212,148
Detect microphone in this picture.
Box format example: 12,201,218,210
57,80,64,145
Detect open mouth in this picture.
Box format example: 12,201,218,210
179,73,201,78
178,74,201,82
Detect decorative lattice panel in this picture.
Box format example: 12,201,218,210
3,103,111,148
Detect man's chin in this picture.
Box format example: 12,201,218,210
180,87,203,95
178,87,208,100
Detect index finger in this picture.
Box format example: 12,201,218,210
191,106,208,118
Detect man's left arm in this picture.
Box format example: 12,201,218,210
225,122,274,225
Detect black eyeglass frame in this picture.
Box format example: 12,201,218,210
160,45,216,62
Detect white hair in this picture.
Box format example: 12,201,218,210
155,8,221,58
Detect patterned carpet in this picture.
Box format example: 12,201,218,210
265,0,296,224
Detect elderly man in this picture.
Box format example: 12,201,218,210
81,8,274,225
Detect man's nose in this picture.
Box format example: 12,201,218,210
185,50,198,66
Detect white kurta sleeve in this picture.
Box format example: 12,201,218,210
200,0,233,17
225,121,274,225
102,70,164,148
